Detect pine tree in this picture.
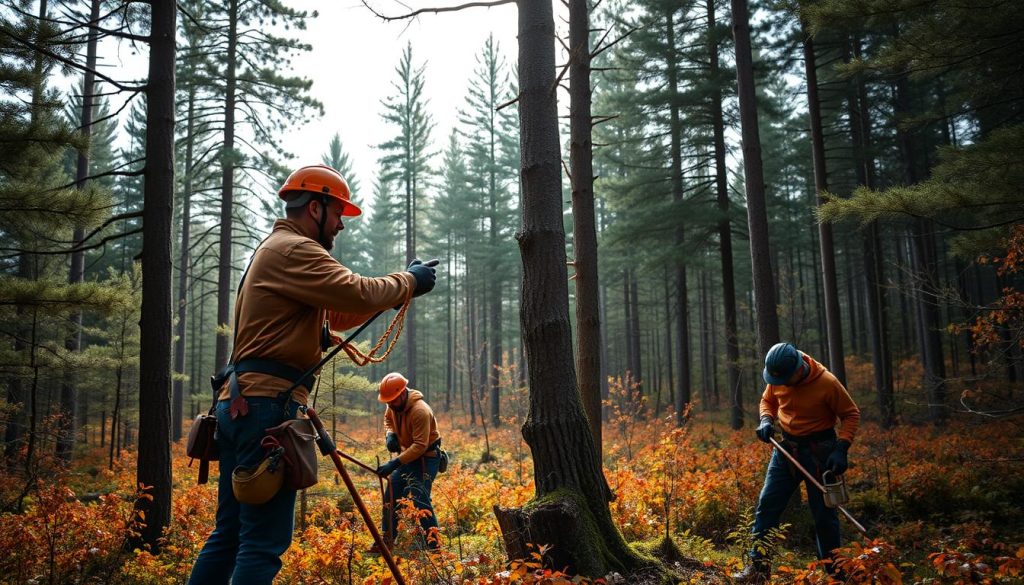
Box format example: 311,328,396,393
459,35,518,427
429,131,473,411
1,0,113,470
494,0,648,576
210,0,323,370
378,42,435,384
321,132,364,266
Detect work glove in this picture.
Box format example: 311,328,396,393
407,258,438,297
826,440,851,475
376,458,401,478
755,416,775,443
385,431,400,453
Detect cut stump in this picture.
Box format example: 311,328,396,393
494,494,606,577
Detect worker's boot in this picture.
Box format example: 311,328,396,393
730,560,770,583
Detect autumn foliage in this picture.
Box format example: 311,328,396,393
1,383,1022,584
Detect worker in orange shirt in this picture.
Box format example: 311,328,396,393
732,342,860,583
373,372,443,552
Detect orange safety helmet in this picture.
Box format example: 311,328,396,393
378,372,409,403
278,164,362,217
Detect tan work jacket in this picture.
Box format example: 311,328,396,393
218,219,415,404
384,390,441,464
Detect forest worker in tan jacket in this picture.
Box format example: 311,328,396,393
373,371,443,552
189,164,438,585
733,342,861,584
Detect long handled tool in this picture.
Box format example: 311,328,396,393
283,310,385,399
339,451,396,545
304,407,406,585
340,450,396,545
768,437,869,538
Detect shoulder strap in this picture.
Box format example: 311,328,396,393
209,238,269,412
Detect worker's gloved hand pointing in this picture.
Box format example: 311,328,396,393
385,432,400,453
376,458,401,478
755,416,775,443
408,258,439,297
826,440,851,475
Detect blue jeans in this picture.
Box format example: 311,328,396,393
189,397,299,585
750,439,841,562
383,454,440,548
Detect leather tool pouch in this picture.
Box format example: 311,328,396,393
262,418,319,491
186,412,219,484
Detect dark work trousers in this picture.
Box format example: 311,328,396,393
749,439,841,563
189,396,299,585
383,453,441,549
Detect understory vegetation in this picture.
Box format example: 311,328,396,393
2,368,1021,584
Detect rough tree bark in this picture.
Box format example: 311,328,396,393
134,0,175,551
214,0,237,371
494,0,649,577
731,0,780,370
708,0,743,429
569,0,603,453
802,27,846,385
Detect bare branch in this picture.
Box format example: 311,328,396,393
591,25,639,60
496,93,520,111
0,227,144,260
361,0,514,21
177,1,215,34
3,30,146,93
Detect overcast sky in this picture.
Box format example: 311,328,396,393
276,0,521,208
76,0,523,220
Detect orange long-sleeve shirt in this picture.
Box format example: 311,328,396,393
219,219,415,404
759,355,860,443
384,390,441,464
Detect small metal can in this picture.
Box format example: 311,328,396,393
822,470,849,509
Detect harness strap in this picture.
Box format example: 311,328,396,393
226,357,317,419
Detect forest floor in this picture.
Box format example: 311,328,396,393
1,382,1023,584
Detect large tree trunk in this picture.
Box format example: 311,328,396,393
666,9,691,425
215,0,238,371
731,0,780,367
498,0,647,576
802,29,846,384
569,0,602,452
709,0,742,429
58,0,102,463
135,0,175,551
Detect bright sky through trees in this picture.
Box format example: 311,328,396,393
275,1,520,209
72,0,520,219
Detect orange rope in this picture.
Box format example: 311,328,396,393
339,295,411,366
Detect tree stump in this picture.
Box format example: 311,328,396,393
494,492,607,577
